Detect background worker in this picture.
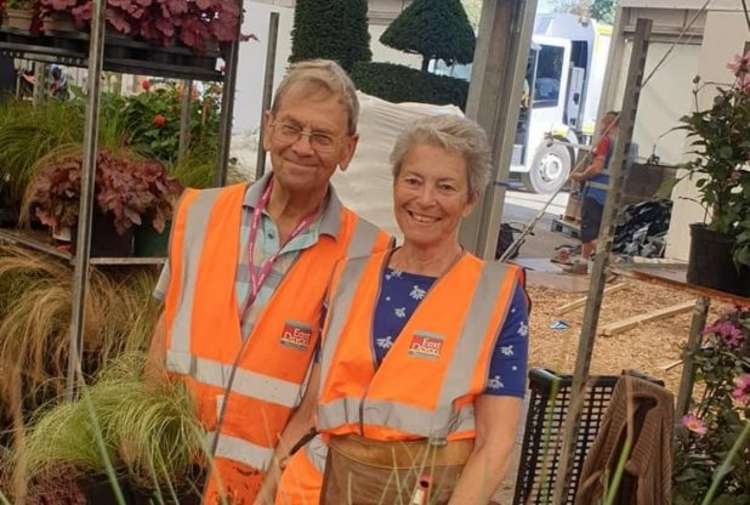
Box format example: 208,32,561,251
148,59,392,505
258,114,530,505
567,110,619,274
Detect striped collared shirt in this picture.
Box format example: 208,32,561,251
154,171,344,339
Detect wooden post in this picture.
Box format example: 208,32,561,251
552,18,653,504
674,297,710,417
458,0,538,259
32,61,46,105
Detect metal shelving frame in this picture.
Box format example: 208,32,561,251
0,0,242,398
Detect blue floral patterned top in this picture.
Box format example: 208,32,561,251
372,267,529,397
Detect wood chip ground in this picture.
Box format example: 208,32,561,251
527,279,730,394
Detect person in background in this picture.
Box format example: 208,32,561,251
147,59,392,505
258,114,530,505
48,65,68,100
567,110,619,274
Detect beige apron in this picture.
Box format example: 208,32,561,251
320,435,474,505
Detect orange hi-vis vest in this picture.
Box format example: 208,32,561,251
274,436,327,505
163,183,392,504
317,250,524,442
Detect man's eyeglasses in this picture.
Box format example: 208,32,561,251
272,122,340,153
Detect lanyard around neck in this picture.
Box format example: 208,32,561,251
240,179,319,322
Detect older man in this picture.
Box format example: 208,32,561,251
149,59,392,505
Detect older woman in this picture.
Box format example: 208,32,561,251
258,115,529,505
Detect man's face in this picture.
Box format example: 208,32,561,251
263,84,358,196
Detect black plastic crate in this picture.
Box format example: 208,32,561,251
512,368,619,505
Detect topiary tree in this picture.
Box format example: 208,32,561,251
380,0,476,73
290,0,372,72
590,0,616,24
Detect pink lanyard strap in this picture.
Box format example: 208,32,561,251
240,179,318,322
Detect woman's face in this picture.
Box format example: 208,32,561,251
393,143,477,249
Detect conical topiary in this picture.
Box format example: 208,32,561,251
290,0,372,72
380,0,476,72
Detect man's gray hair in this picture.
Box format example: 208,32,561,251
390,115,491,197
271,59,359,135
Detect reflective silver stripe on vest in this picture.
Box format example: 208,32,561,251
318,398,475,439
345,216,385,259
166,350,302,408
169,188,225,355
303,435,328,474
209,431,275,471
437,261,508,432
319,256,371,384
587,181,610,190
318,260,514,438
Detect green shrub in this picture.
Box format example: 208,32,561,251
351,62,469,110
290,0,371,72
380,0,475,72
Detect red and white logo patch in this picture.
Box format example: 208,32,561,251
280,321,313,351
408,332,444,360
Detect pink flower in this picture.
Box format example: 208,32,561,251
682,414,707,435
141,79,151,92
732,374,750,406
704,320,745,347
727,51,750,77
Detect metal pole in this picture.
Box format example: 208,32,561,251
675,297,710,418
214,0,243,188
552,18,652,504
459,0,538,259
65,0,106,400
178,79,192,163
255,11,279,181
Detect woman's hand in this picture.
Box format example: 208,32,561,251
253,457,284,505
252,363,321,505
447,395,523,505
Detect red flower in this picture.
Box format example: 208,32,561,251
152,114,167,128
141,79,151,92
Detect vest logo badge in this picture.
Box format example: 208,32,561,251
408,332,444,360
280,321,313,351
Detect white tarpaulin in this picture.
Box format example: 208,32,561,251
232,92,464,238
331,92,464,238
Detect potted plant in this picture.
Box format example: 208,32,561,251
0,0,36,31
37,0,242,53
22,148,183,257
681,50,750,296
673,309,750,504
11,353,205,505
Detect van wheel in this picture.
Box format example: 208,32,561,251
522,143,571,194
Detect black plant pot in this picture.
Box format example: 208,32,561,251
687,223,750,297
77,474,136,505
72,208,134,257
134,221,170,257
78,474,202,505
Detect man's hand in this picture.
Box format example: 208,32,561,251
570,171,584,182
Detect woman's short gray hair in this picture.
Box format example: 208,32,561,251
272,59,360,135
390,115,491,197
